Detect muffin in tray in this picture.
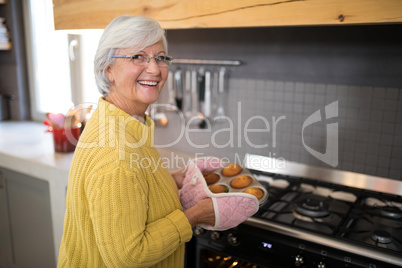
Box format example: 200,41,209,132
202,172,220,185
243,187,264,200
209,184,229,193
230,175,253,189
221,163,243,177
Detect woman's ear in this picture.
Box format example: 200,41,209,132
105,66,114,82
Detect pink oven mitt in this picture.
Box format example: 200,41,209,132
180,158,259,231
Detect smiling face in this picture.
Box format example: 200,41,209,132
105,41,168,116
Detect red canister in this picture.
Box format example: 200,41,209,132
52,127,80,152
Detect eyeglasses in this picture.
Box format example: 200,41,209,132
112,54,173,67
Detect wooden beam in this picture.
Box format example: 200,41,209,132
53,0,402,30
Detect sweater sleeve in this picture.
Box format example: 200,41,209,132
86,166,192,268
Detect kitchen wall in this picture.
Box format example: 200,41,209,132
154,25,402,180
1,1,401,180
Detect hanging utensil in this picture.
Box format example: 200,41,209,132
166,71,176,110
216,67,226,117
150,100,168,127
174,69,183,110
212,71,219,114
183,70,192,118
189,69,203,126
199,70,211,129
203,71,212,118
191,70,199,116
197,67,205,115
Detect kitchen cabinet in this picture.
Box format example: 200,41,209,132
0,1,11,50
0,0,29,120
53,0,402,30
0,167,55,268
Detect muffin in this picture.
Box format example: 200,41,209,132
203,172,220,185
230,175,253,189
222,164,243,177
243,187,264,200
209,184,229,193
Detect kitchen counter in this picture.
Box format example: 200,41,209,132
0,121,193,264
0,121,74,180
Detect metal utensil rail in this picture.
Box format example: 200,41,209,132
173,58,241,66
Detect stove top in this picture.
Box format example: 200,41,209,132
244,154,402,267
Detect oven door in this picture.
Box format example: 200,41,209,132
197,246,262,268
187,222,402,268
186,224,290,268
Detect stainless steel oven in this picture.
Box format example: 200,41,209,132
187,154,402,268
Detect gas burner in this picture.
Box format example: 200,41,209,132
297,184,357,203
342,213,402,253
255,175,289,189
259,190,352,234
380,206,402,219
329,191,357,203
371,230,393,244
295,198,330,218
361,197,402,220
298,184,332,197
270,179,290,189
364,197,402,210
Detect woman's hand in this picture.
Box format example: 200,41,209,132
173,157,222,190
183,198,215,228
170,167,186,189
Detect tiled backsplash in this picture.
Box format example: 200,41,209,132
154,78,402,180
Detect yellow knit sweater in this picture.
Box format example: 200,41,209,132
58,98,193,268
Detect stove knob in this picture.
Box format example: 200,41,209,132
317,262,326,268
295,255,304,266
194,226,205,236
211,231,221,240
227,233,239,246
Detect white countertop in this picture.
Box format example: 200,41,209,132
0,121,74,182
0,120,193,263
0,121,194,180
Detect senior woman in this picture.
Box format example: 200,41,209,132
57,15,215,268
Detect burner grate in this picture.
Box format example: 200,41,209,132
340,207,402,254
257,188,355,235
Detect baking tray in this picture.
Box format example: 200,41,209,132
203,165,269,206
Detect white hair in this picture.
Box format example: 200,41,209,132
94,15,168,96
